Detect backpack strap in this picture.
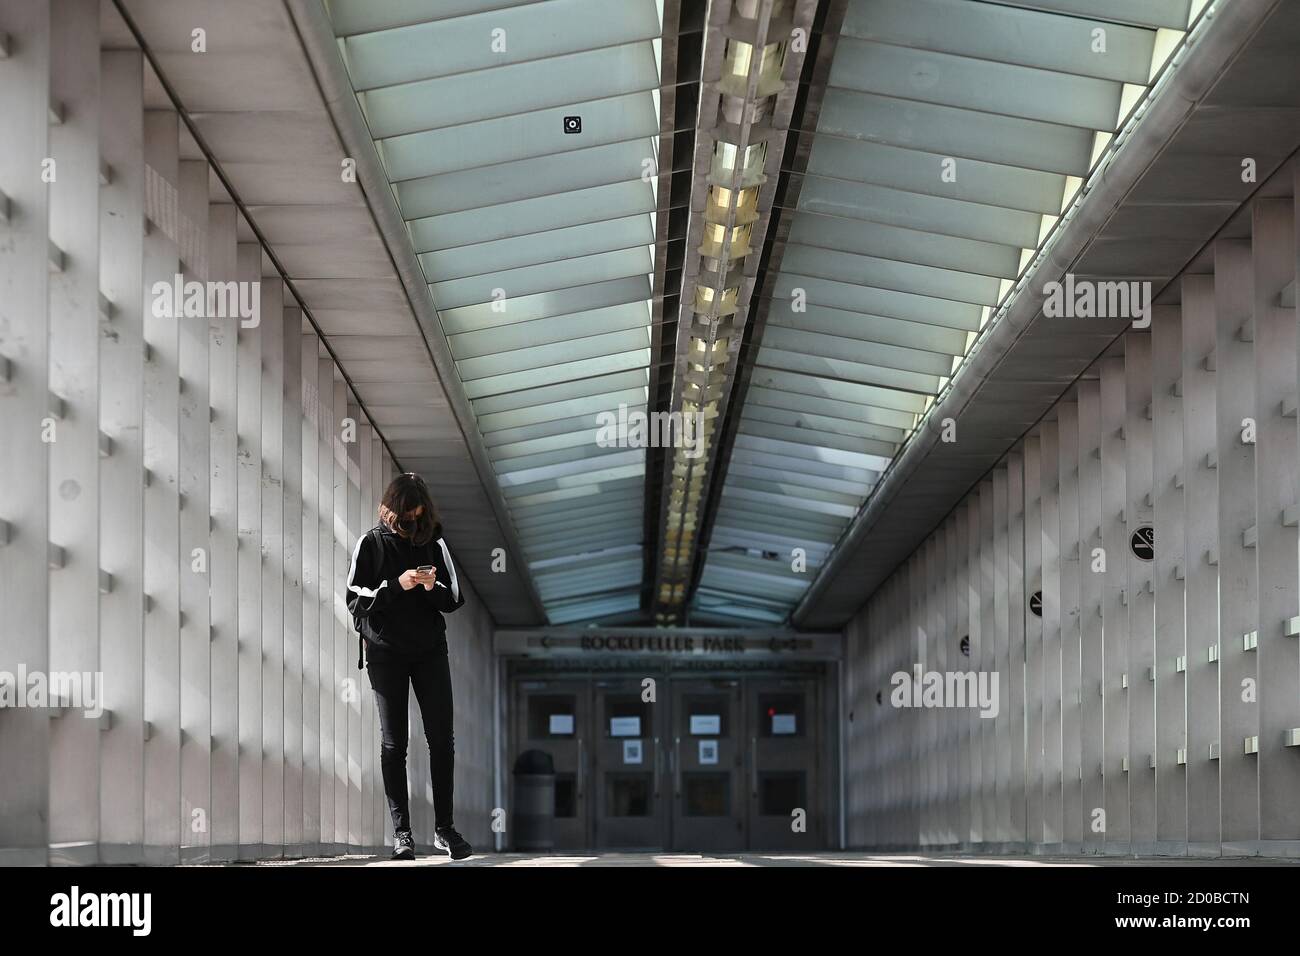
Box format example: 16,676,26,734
357,527,384,671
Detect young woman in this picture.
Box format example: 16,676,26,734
346,472,473,861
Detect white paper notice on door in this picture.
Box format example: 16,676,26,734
548,714,574,735
698,739,719,765
610,716,641,737
690,714,721,735
623,739,643,764
771,713,797,735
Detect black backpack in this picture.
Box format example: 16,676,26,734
352,527,384,670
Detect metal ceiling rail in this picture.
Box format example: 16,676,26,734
685,0,849,627
649,0,821,625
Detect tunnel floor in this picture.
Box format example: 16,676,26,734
246,851,1300,868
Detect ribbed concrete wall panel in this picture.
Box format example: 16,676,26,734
846,190,1300,855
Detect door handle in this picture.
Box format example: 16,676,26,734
674,735,682,797
750,736,758,798
577,737,584,800
653,736,660,798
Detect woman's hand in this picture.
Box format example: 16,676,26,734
399,569,428,591
420,567,437,591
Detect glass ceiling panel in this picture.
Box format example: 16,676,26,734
340,0,661,90
426,217,655,281
842,0,1157,82
452,302,651,358
328,0,540,37
431,248,654,311
378,92,660,180
440,276,652,334
408,180,658,251
328,0,665,624
394,139,661,218
359,42,661,138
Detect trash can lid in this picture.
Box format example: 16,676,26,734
513,749,556,774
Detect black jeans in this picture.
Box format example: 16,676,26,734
366,648,456,834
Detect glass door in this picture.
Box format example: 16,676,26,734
669,678,745,851
592,677,666,849
746,677,821,849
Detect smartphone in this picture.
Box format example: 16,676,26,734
416,565,434,574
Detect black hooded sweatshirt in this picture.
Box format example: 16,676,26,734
346,524,465,661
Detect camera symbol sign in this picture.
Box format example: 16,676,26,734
563,115,582,134
1130,525,1154,561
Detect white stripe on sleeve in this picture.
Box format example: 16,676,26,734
347,533,388,598
436,537,460,602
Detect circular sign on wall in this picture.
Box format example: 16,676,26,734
959,635,970,657
1130,525,1154,561
1030,591,1043,617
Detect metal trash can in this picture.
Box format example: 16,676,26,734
511,749,556,851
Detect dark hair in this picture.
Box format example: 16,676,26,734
378,472,440,546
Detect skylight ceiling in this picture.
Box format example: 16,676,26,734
327,0,666,624
692,0,1201,626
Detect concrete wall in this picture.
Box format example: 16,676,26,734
0,1,496,864
845,184,1300,857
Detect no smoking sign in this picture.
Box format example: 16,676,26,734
1130,525,1154,561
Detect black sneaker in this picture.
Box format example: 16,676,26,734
433,826,472,860
392,829,416,861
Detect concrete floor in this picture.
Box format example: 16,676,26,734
252,851,1300,867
